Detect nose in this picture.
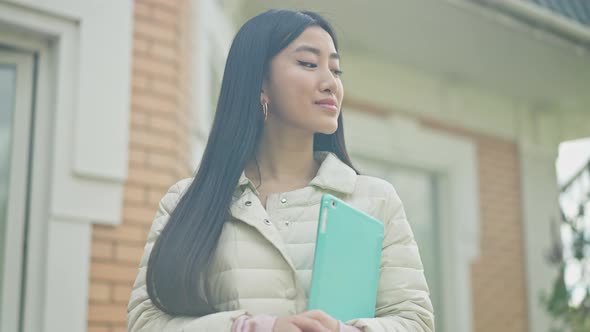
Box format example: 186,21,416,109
319,67,338,95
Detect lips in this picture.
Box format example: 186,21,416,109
315,98,337,107
315,98,339,113
315,102,338,112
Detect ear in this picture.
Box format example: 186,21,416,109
260,75,270,105
260,89,268,105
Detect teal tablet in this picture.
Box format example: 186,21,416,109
307,193,385,322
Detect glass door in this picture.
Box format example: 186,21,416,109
354,157,444,332
0,48,35,332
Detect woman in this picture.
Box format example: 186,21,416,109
127,9,434,332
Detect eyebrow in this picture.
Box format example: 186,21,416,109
293,45,340,60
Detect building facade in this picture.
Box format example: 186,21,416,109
1,0,589,331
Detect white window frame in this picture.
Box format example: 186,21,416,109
190,0,233,170
518,141,561,332
345,110,480,332
0,1,132,331
0,49,35,332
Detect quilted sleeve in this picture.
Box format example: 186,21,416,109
345,184,435,332
127,180,248,332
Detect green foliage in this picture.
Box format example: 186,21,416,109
541,175,590,332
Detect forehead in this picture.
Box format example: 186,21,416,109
285,26,338,57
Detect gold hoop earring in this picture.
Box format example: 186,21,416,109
261,102,268,121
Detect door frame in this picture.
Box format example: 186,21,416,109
0,1,133,331
344,109,480,332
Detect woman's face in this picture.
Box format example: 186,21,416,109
262,26,343,135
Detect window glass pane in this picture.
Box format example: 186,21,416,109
355,159,443,331
386,167,443,331
0,64,17,313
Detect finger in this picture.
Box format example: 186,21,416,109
274,319,303,332
300,310,337,330
284,323,303,332
300,309,329,321
290,316,330,332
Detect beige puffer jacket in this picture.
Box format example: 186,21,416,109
127,151,435,331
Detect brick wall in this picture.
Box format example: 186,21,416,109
87,0,193,331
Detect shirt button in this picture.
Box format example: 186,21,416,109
284,220,290,226
244,201,252,207
263,219,272,225
280,198,287,204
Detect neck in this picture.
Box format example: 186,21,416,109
245,122,320,185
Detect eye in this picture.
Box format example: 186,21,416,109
299,61,343,77
298,60,317,68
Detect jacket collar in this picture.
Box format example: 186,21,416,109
236,150,357,195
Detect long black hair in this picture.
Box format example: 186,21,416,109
146,8,359,316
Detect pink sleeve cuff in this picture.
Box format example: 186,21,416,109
339,320,364,332
231,314,277,332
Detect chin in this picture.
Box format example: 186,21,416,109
316,123,339,135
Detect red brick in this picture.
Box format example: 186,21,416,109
146,114,178,136
134,20,178,46
123,184,147,205
130,110,150,130
147,79,180,101
123,204,157,225
89,281,111,303
127,164,176,188
137,0,183,12
91,240,114,260
128,148,147,166
146,187,169,207
93,224,146,244
131,72,151,90
146,150,178,170
153,7,179,26
114,243,145,265
134,1,153,19
88,303,127,324
90,262,139,283
129,129,178,154
113,283,134,303
150,42,178,63
88,326,111,332
132,90,178,115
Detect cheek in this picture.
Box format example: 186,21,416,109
272,71,315,116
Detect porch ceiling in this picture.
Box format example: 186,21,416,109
233,0,590,110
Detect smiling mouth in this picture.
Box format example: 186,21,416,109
315,103,338,112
